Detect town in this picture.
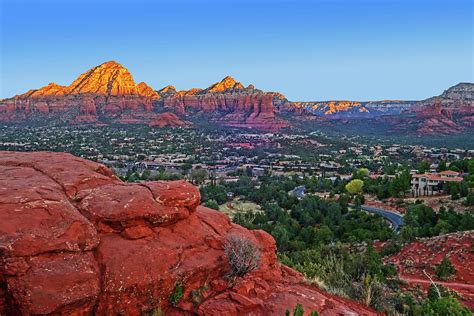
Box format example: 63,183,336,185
1,124,472,191
1,124,473,314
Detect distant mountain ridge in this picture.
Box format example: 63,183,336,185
0,61,288,130
287,100,417,118
408,82,474,134
0,60,472,134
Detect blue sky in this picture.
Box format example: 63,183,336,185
1,0,472,101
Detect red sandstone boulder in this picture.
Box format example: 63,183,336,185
6,252,100,315
77,183,191,230
0,151,376,315
0,164,99,257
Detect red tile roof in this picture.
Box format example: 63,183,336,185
439,170,460,175
412,173,463,182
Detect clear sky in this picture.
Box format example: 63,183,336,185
1,0,472,101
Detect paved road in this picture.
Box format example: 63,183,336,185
290,186,404,232
359,205,404,232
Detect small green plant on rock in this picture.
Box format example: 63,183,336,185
168,283,184,307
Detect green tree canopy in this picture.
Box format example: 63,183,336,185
346,179,364,195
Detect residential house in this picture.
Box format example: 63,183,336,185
411,170,463,196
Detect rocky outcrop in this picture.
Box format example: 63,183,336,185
286,100,415,118
67,61,138,95
158,85,178,97
148,112,189,127
202,76,245,93
0,61,159,125
0,64,289,130
0,151,375,315
160,77,289,130
136,82,160,99
409,83,474,134
284,83,473,134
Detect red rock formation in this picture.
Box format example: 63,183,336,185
136,82,160,99
0,65,289,130
148,112,189,127
0,151,376,315
203,76,245,93
67,61,137,95
161,77,289,130
410,83,474,134
0,61,158,125
158,85,178,97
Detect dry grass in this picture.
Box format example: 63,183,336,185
219,198,262,218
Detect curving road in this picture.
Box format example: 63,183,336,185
359,205,404,232
290,185,404,232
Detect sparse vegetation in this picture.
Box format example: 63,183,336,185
189,284,209,306
224,234,261,278
168,283,184,307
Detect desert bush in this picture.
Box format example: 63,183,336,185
224,234,261,278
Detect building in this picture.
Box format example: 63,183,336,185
411,170,463,196
252,167,265,177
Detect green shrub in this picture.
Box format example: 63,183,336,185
435,257,456,280
465,193,474,206
204,199,219,210
293,304,304,316
420,295,471,315
168,283,184,306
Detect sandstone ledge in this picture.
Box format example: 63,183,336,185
0,151,376,315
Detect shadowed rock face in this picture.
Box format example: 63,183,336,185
158,76,289,130
0,151,376,315
409,83,474,134
147,112,188,127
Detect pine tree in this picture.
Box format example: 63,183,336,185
435,256,456,280
293,304,304,316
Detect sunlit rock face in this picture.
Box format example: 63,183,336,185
0,61,161,125
67,61,138,95
0,151,377,315
0,63,289,130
